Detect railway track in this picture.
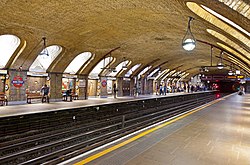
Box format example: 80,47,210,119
0,93,218,164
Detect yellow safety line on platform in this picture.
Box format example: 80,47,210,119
75,99,221,165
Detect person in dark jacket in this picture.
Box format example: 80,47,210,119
41,84,50,103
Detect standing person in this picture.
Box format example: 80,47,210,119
156,85,159,95
187,84,190,93
159,84,163,95
41,84,50,103
163,85,167,95
191,85,194,93
113,83,117,98
133,85,137,97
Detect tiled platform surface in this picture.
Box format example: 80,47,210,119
83,94,250,165
0,92,193,118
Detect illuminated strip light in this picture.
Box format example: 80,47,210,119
125,64,141,77
217,43,250,73
178,73,190,81
227,54,250,70
227,57,250,74
186,2,250,48
162,70,176,81
202,5,250,37
176,72,187,81
155,69,169,80
147,68,160,78
218,0,250,19
228,56,250,73
171,71,182,82
138,66,151,79
208,29,250,63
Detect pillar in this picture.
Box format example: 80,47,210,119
48,73,62,101
8,70,27,101
147,79,154,94
141,77,146,95
246,80,250,93
76,75,88,100
99,76,108,98
117,77,123,97
130,78,135,96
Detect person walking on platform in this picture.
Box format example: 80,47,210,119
41,84,50,103
113,83,117,98
238,86,245,95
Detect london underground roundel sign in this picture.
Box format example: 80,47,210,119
11,76,24,88
101,80,107,87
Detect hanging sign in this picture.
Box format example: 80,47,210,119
11,76,24,87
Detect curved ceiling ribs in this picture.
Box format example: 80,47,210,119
0,0,249,79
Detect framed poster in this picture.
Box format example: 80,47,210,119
79,79,86,87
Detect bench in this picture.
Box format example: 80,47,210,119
62,93,78,101
72,93,78,100
0,92,8,106
26,93,45,104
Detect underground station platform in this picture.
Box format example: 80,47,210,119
0,91,249,165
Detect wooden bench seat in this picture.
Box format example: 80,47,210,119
26,93,44,104
72,94,78,100
62,92,78,101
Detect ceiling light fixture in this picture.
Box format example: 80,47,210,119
18,37,49,71
217,51,224,69
228,64,236,75
182,16,196,51
39,37,49,58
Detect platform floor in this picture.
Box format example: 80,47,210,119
69,93,250,165
0,92,191,118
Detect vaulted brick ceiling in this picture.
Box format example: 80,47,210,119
0,0,249,78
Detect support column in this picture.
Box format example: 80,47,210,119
76,75,88,100
147,79,154,94
99,76,108,98
8,70,27,101
246,80,250,93
130,78,135,96
117,77,123,97
141,77,146,95
49,73,62,101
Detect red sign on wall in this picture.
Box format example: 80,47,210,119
11,76,24,88
101,80,107,87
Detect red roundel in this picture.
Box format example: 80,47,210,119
12,76,24,88
101,80,107,87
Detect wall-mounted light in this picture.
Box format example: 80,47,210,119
182,16,196,51
0,76,5,83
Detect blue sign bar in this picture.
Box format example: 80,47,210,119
245,78,250,81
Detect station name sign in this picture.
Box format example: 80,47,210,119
201,75,245,80
227,75,244,79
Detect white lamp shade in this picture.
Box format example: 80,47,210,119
182,39,196,51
